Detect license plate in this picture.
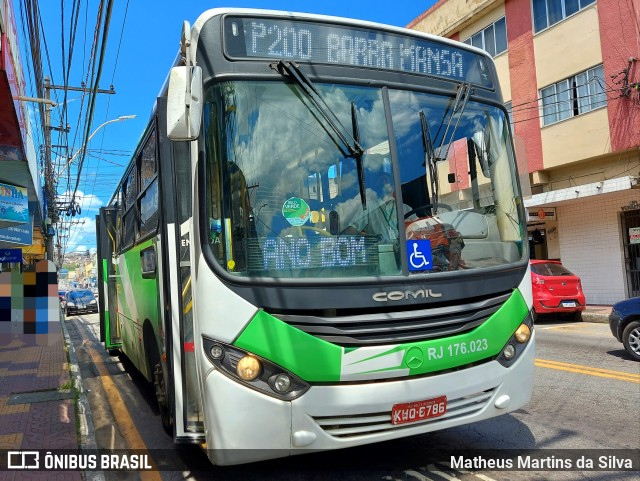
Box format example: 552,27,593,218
562,301,576,307
391,395,447,425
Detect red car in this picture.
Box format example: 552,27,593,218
530,260,586,320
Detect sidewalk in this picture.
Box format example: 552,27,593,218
0,317,82,480
581,304,612,323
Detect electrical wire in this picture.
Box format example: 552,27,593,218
81,0,130,223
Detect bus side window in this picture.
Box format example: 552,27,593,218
138,127,159,237
114,189,123,254
122,168,137,248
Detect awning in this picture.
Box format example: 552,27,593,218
524,175,638,208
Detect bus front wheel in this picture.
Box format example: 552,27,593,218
153,362,173,435
147,337,172,435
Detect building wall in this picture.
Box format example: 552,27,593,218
557,189,638,305
541,108,610,168
409,0,640,304
408,0,501,37
597,0,640,151
504,0,544,173
533,6,602,88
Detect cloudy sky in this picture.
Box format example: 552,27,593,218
26,1,436,254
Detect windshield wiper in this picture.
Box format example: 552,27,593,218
419,110,437,216
276,60,367,208
426,82,472,215
276,61,364,157
351,101,366,209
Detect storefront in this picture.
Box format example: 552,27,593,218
525,176,639,305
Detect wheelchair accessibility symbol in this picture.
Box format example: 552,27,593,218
407,240,432,272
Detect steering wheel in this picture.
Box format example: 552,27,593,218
404,203,453,219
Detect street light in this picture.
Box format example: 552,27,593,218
56,114,136,181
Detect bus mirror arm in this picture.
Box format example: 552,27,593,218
167,65,203,141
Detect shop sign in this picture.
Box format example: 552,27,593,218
0,182,28,225
0,248,22,263
630,227,640,245
0,215,33,245
528,208,556,221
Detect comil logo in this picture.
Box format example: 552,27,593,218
372,289,442,302
7,451,39,469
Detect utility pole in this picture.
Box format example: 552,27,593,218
43,77,55,262
42,78,115,264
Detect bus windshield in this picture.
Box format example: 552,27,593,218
203,80,525,278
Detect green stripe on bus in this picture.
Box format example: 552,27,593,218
234,289,529,382
102,258,112,348
116,239,158,322
234,310,343,381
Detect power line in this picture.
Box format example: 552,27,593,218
70,0,115,210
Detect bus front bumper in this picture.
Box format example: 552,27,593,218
202,333,535,465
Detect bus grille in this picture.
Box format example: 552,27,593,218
272,292,510,346
312,388,495,438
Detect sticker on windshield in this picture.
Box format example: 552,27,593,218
282,197,310,226
407,240,433,271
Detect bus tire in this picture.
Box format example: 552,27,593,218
146,334,173,435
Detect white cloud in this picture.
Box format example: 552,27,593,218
60,216,97,254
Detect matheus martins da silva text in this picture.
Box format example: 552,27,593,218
450,455,634,470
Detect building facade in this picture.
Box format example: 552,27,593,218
0,0,46,267
409,0,640,304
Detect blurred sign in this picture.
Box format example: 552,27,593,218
0,182,28,226
0,215,33,245
630,227,640,245
528,208,556,221
0,248,22,263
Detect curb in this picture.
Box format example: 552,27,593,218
582,313,610,324
61,316,106,481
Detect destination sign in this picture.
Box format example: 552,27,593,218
224,16,493,88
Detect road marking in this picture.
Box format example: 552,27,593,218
538,323,583,330
404,466,499,481
405,469,435,481
454,466,499,481
426,465,460,480
76,321,162,481
535,358,640,383
539,323,602,332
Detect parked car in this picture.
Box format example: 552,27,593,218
608,297,640,361
530,260,586,320
58,291,67,309
64,289,98,317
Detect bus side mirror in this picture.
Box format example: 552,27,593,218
167,65,203,141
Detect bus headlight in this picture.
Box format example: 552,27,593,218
237,355,261,381
498,311,534,367
272,373,291,393
502,344,516,360
515,324,531,343
202,337,310,400
210,344,224,359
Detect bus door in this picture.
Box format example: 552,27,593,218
97,207,121,350
156,101,204,440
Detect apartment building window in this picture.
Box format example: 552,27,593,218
532,0,596,33
540,64,606,126
463,17,507,57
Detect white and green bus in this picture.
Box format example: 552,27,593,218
96,8,534,466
